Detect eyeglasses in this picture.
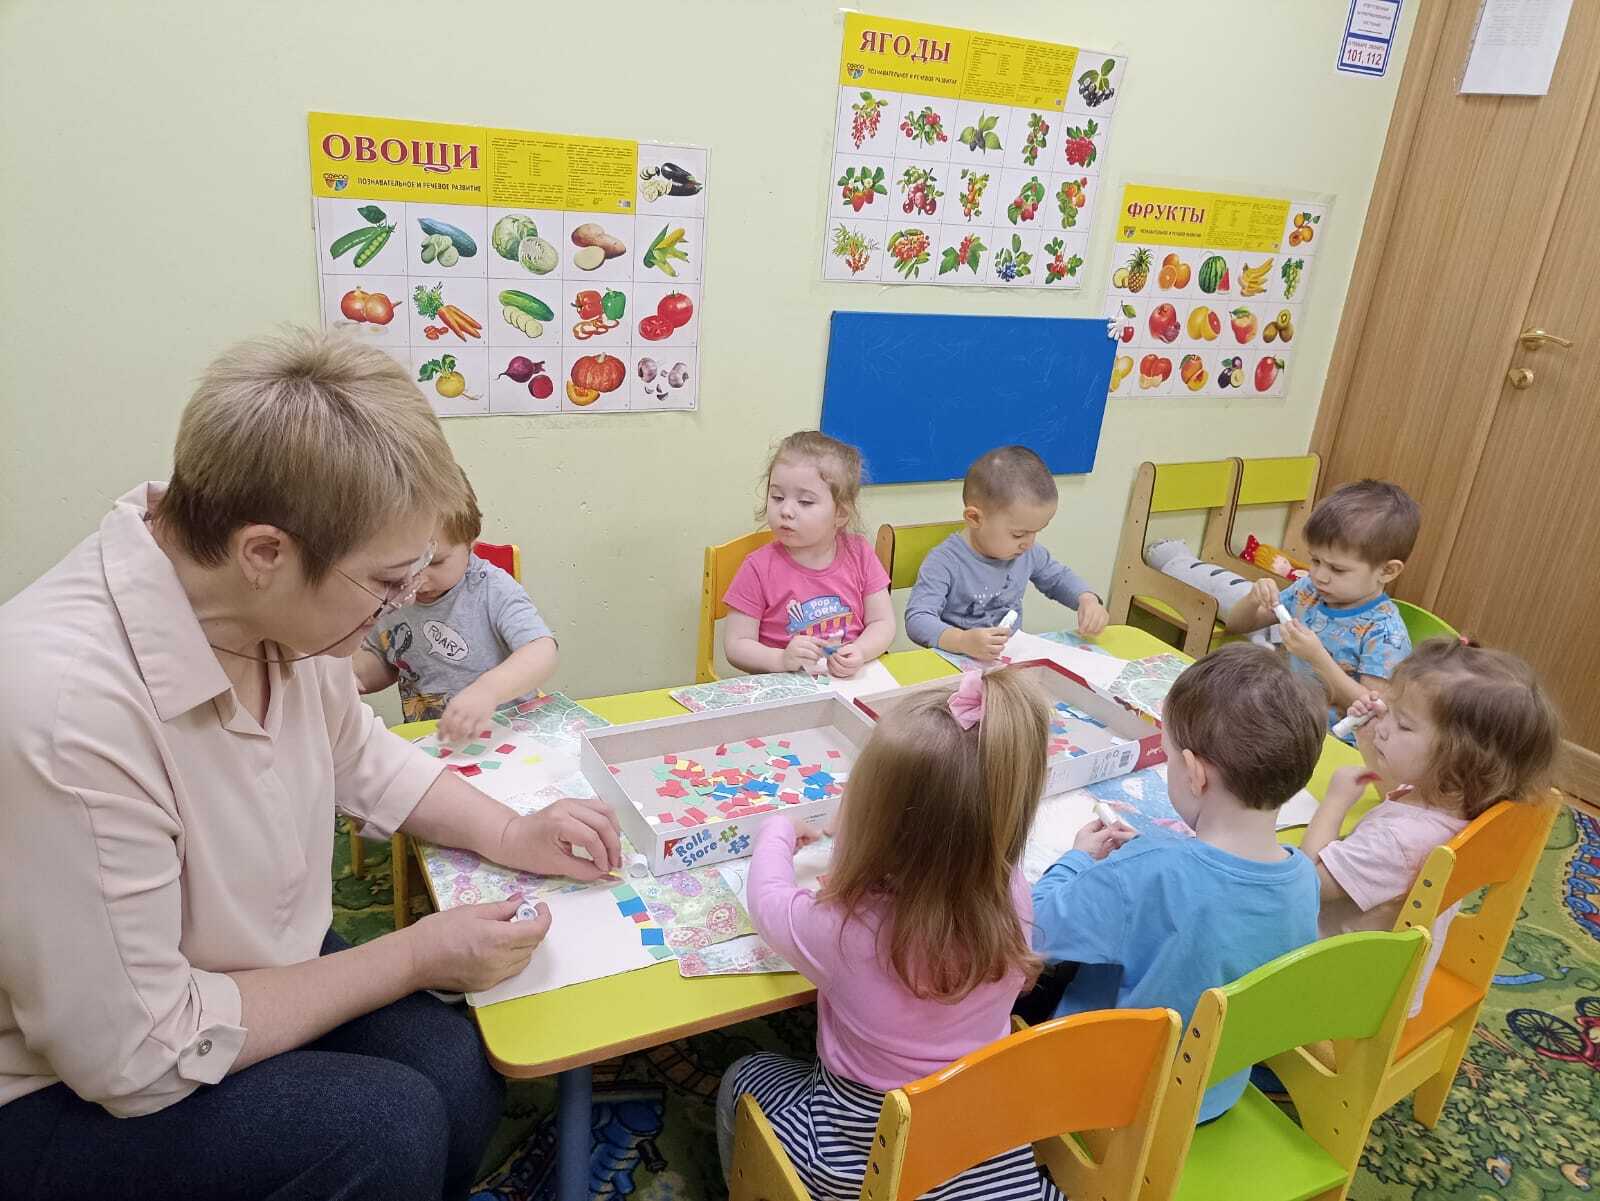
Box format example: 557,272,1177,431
272,527,436,621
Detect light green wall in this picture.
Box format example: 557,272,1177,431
0,0,1415,699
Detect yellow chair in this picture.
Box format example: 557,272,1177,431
1141,929,1428,1201
872,521,965,590
1375,794,1560,1125
1217,454,1322,582
1106,458,1242,657
730,1007,1179,1201
695,530,774,683
385,719,441,929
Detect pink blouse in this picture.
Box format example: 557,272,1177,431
0,484,445,1115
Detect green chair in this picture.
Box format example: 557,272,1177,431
1393,598,1459,644
874,521,965,591
1141,928,1428,1201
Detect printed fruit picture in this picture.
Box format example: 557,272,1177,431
1021,113,1049,166
958,112,1002,154
838,166,887,212
329,205,395,267
887,228,931,279
849,92,887,147
938,233,986,276
958,169,989,221
1007,176,1044,224
1115,302,1136,342
499,289,554,339
1216,355,1245,389
1197,255,1229,294
1111,354,1133,391
898,166,942,216
1179,353,1207,392
1138,353,1173,389
1239,258,1274,298
1055,177,1088,228
419,353,476,401
1229,308,1258,343
1281,258,1305,299
1264,309,1295,343
900,105,949,146
497,356,554,400
1042,237,1081,284
993,233,1032,282
1062,119,1098,167
1118,247,1152,293
338,288,399,326
1077,57,1117,107
831,224,878,275
1185,305,1220,341
1148,303,1180,343
1289,211,1319,245
1157,253,1190,290
1254,356,1284,392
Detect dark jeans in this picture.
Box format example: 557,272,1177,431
0,932,503,1201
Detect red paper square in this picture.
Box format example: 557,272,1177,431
496,743,516,754
458,764,482,777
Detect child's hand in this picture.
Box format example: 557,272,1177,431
1074,819,1137,860
1075,595,1109,637
1279,619,1325,662
960,625,1011,662
1324,765,1381,811
1251,577,1281,617
827,643,864,678
1346,691,1387,723
786,815,823,848
438,683,497,745
782,635,826,673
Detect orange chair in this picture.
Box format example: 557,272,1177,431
695,530,774,683
730,1008,1179,1201
1374,794,1560,1124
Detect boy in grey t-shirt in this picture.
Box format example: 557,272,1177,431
354,479,557,742
905,446,1108,661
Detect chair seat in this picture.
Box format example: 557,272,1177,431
1396,966,1479,1058
1176,1086,1347,1201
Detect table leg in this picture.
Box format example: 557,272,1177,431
555,1064,593,1201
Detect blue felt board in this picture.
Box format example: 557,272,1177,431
819,311,1115,485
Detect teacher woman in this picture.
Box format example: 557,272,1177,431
0,330,621,1200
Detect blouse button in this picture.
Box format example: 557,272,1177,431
197,1039,213,1056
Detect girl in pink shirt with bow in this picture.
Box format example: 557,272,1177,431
716,669,1064,1200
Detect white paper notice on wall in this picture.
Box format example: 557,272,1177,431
1337,0,1403,77
1459,0,1574,96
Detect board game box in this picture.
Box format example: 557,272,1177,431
580,695,874,873
853,659,1164,796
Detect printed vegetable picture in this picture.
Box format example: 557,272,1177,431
417,218,476,267
887,229,931,279
637,356,690,402
1042,238,1082,285
643,225,689,276
938,233,985,276
958,112,1002,154
1007,176,1044,225
419,353,476,401
831,225,877,275
897,166,941,216
848,92,887,148
571,288,624,340
500,289,553,339
993,234,1032,282
572,223,626,271
567,352,626,407
492,215,557,275
498,356,555,401
638,291,694,342
338,288,400,325
329,206,395,268
414,282,481,341
639,161,702,201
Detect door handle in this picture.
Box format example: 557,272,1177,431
1518,328,1573,351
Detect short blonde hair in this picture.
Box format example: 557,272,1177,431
758,431,865,530
153,328,467,582
442,470,484,546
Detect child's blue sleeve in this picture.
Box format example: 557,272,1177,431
1356,609,1412,680
1028,548,1095,610
904,544,957,648
1030,850,1127,967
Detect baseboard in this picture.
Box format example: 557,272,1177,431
1557,740,1599,806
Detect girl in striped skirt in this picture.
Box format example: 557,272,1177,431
716,669,1063,1200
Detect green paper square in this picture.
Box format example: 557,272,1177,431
463,743,487,756
648,945,675,960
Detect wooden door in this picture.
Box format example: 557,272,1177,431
1314,5,1600,799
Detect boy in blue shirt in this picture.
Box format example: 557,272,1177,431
1031,643,1323,1121
1225,479,1419,736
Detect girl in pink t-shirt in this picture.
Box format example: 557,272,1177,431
716,669,1062,1200
722,431,892,679
1301,638,1559,1013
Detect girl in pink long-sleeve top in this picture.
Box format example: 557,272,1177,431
715,668,1063,1201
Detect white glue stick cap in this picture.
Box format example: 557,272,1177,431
1332,710,1372,740
625,853,651,879
1273,603,1294,626
999,609,1018,629
1094,801,1133,831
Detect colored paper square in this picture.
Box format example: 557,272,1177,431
678,815,701,827
797,764,820,775
640,927,665,946
751,803,777,813
686,806,708,821
715,744,728,756
611,883,636,900
804,786,824,800
458,764,482,777
480,761,501,770
658,810,675,823
608,765,621,774
745,738,766,748
780,791,800,802
463,743,487,756
827,749,842,758
479,729,492,738
495,743,516,754
616,896,647,917
434,747,452,759
631,911,651,924
649,944,675,960
778,739,792,748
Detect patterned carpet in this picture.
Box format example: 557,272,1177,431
332,806,1600,1201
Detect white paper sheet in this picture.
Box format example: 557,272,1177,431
1002,630,1126,692
1276,788,1321,831
1460,0,1573,95
466,886,661,1006
819,659,900,702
